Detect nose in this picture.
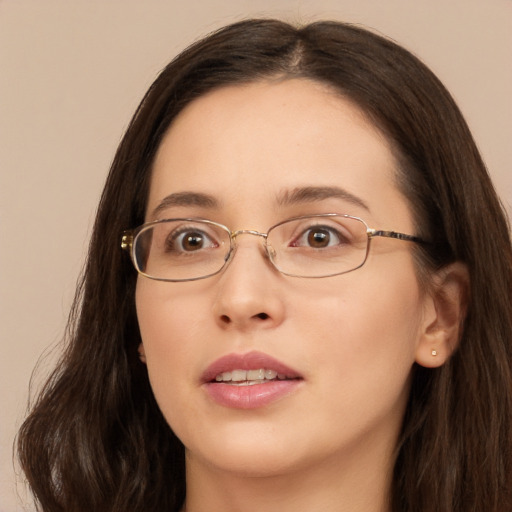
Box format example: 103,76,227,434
212,234,286,331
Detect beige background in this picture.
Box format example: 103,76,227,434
1,1,510,509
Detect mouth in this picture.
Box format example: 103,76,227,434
201,350,302,384
213,368,293,385
201,351,303,409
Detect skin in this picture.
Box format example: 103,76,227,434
136,79,457,512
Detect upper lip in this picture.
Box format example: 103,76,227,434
201,351,302,383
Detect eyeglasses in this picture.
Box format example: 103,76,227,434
121,214,425,282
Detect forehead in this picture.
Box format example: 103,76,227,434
147,79,412,230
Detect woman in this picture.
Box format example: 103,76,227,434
17,19,512,512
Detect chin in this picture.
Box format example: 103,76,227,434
191,449,303,479
182,426,311,477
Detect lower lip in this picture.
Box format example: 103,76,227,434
203,380,301,409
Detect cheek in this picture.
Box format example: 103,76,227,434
135,279,207,416
136,278,207,347
293,265,424,412
313,270,422,362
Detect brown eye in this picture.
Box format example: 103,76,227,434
181,232,205,251
307,229,331,248
165,227,218,254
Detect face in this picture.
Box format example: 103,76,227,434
136,79,431,480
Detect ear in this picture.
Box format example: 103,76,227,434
415,262,469,368
138,343,147,364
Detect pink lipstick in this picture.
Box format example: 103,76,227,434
201,351,303,409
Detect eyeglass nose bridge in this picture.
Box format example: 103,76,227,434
230,229,268,241
226,229,276,267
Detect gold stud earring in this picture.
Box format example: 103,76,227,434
431,349,438,356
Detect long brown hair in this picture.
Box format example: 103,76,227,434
17,19,512,512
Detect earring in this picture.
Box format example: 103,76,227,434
431,349,438,356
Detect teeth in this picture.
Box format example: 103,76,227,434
214,368,287,383
247,369,265,380
231,370,246,382
265,369,277,379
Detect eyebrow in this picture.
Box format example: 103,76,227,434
151,191,220,218
276,186,370,212
151,185,369,219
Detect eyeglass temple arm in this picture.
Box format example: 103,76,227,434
369,229,425,244
121,233,134,251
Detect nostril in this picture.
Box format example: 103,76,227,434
220,314,231,324
217,312,270,327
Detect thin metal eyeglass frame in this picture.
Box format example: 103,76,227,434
120,214,426,282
